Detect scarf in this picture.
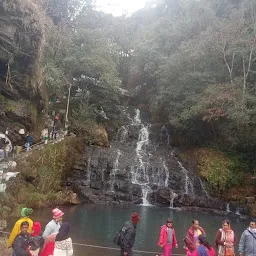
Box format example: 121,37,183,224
217,229,234,256
55,222,70,242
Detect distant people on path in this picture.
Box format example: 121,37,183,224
114,212,140,256
238,219,256,256
4,140,11,158
158,218,178,256
53,222,73,256
0,137,5,159
25,133,34,151
41,127,49,144
8,207,33,248
190,235,216,256
41,208,64,256
184,219,206,254
215,220,236,256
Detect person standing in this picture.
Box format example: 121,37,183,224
4,140,11,158
41,127,49,145
184,219,206,254
158,218,178,256
238,219,256,256
8,208,33,248
191,235,216,256
25,133,34,151
12,221,32,256
215,220,236,256
41,208,64,256
119,212,140,256
53,222,73,256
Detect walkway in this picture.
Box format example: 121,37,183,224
0,134,65,192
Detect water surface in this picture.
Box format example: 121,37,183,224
30,205,249,256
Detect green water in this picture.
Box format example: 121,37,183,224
30,205,248,256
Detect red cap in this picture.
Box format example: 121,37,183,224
132,212,140,224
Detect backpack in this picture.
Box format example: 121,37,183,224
113,225,127,246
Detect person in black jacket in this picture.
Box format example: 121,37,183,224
120,212,140,256
12,221,32,256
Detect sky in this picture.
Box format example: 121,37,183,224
96,0,149,16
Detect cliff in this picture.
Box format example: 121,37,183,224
0,0,46,142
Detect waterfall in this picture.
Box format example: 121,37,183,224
116,125,128,142
163,161,169,187
110,150,121,192
178,161,194,195
87,157,91,185
170,191,177,208
235,208,241,216
199,178,209,198
136,125,149,177
226,203,231,213
133,109,142,125
130,110,151,206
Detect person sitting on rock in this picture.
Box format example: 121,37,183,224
8,208,34,248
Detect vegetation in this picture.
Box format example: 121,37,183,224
0,138,83,218
1,0,256,202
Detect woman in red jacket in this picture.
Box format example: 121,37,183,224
158,218,178,256
184,219,206,254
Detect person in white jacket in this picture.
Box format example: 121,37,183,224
54,222,73,256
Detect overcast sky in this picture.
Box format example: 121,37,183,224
96,0,149,16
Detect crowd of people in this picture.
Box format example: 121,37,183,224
114,215,256,256
6,207,256,256
8,207,72,256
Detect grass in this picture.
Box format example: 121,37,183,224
1,137,84,218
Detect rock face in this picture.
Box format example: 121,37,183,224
0,0,45,143
68,109,226,211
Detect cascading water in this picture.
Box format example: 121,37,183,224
177,161,194,195
133,109,142,125
110,150,121,192
116,125,128,142
130,109,152,205
199,178,209,198
163,161,169,187
226,203,231,213
170,191,177,208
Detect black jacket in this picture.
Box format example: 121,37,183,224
12,233,32,256
121,221,137,250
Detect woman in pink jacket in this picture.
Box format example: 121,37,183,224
158,218,178,256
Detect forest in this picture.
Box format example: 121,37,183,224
1,0,256,198
42,0,256,168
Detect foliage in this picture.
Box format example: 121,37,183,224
6,137,83,210
184,148,246,194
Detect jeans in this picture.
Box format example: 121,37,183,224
25,143,31,151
